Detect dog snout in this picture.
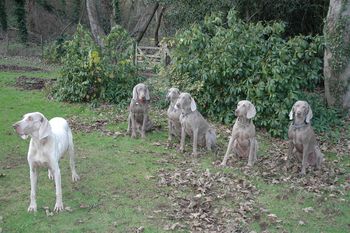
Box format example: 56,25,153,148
13,123,18,129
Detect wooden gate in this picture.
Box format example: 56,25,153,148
134,43,170,69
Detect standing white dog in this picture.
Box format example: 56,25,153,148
13,112,80,212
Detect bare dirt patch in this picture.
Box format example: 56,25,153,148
0,64,44,72
15,76,56,90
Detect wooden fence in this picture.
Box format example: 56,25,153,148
134,43,170,69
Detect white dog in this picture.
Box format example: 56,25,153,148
13,112,80,212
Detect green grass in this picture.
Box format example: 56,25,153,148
0,58,349,232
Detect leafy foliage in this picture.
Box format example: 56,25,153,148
53,25,141,106
103,25,142,105
14,0,27,43
43,35,69,63
0,0,7,32
159,0,328,37
167,10,324,137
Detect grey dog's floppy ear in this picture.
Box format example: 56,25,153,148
38,115,52,140
246,102,256,119
305,104,313,123
132,85,138,100
289,104,295,120
145,85,150,100
190,97,197,111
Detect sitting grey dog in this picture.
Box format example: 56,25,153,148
127,83,153,138
288,100,324,175
175,92,216,156
167,87,182,143
221,100,258,167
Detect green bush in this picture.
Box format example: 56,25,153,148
43,35,69,63
103,25,143,106
53,25,142,106
53,25,103,103
167,10,324,137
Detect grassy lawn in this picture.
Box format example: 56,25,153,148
0,56,349,232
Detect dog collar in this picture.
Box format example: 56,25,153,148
237,118,251,127
292,122,308,130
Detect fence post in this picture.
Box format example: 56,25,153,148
6,32,9,55
133,42,137,65
41,35,44,59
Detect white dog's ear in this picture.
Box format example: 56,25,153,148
289,106,294,120
145,86,150,100
132,85,138,100
246,102,256,119
190,97,197,111
38,116,52,140
305,104,313,123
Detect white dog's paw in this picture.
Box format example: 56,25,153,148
48,170,54,180
72,173,80,182
27,203,37,212
54,202,64,212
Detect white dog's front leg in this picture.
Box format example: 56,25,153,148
52,167,64,212
28,167,38,212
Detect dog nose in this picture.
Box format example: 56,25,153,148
12,123,18,129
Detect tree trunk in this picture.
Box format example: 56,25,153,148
131,2,159,43
324,0,350,110
86,0,105,47
154,6,164,46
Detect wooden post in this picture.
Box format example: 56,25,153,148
133,42,137,65
41,35,44,59
6,32,9,55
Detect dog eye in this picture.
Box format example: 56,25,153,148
27,116,33,121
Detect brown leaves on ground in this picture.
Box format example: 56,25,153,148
158,159,258,232
242,133,349,196
68,114,125,137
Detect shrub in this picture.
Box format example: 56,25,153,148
167,10,324,137
53,25,142,106
103,25,143,106
43,35,69,63
53,25,103,103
